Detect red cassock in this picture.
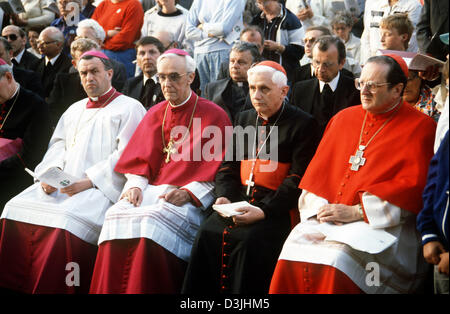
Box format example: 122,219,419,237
269,102,436,294
89,92,231,294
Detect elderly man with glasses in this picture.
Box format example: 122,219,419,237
270,54,437,294
1,25,40,71
89,49,231,294
35,26,72,98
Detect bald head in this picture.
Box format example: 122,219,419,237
38,27,65,58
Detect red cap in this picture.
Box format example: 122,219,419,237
0,58,7,66
254,60,287,77
384,53,409,78
80,50,109,60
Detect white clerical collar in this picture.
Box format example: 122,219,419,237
169,91,192,108
319,71,340,93
89,87,113,102
45,53,61,66
143,74,158,86
14,48,25,64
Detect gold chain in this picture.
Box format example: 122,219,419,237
161,94,198,151
0,86,20,132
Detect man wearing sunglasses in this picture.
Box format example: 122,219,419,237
1,25,40,72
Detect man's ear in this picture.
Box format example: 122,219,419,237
187,71,195,85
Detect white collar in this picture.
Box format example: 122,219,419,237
170,91,192,108
143,74,158,86
14,48,25,63
319,71,340,93
89,87,113,102
45,53,61,66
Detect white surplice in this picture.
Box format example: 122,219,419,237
1,95,147,245
278,190,428,294
98,174,215,261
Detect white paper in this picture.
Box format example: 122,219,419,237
25,167,79,189
316,221,398,254
212,201,252,217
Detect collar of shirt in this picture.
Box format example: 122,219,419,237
319,71,340,93
169,91,192,108
143,74,158,86
45,53,61,66
14,48,25,64
89,86,113,102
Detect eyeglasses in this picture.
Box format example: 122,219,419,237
355,79,391,92
2,34,18,41
312,60,337,69
37,40,57,46
157,72,189,82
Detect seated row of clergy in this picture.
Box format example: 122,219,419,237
0,49,438,294
0,45,318,293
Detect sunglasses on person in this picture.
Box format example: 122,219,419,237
2,34,18,41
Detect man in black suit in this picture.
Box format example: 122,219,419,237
0,58,51,214
35,26,73,98
203,41,261,123
122,36,165,110
0,37,44,98
417,0,449,62
291,36,360,134
1,25,40,72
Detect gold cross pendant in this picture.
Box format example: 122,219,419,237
163,139,177,163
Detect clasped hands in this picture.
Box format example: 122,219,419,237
41,178,94,197
120,187,192,207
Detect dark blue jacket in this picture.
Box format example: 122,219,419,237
417,131,449,250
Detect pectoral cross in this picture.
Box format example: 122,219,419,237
245,172,255,196
349,145,366,171
163,139,177,163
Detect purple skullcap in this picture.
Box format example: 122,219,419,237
163,48,189,56
80,50,110,60
0,58,7,66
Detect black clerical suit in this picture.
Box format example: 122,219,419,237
290,73,360,133
122,74,164,110
182,103,320,294
13,50,40,72
12,66,44,98
203,78,253,123
0,87,51,214
35,53,73,98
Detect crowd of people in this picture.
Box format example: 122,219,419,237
0,0,448,295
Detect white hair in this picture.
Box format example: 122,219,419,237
157,53,196,73
247,65,288,87
77,19,106,43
